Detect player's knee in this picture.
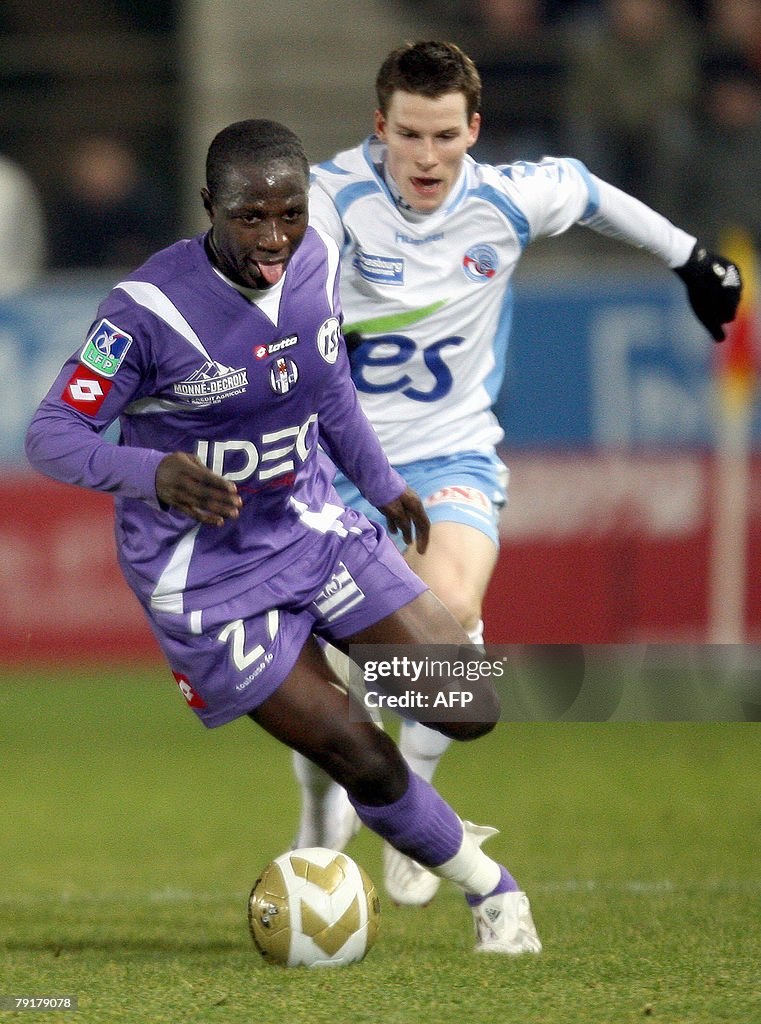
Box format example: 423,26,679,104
428,679,501,741
325,728,408,805
442,592,481,634
435,716,496,742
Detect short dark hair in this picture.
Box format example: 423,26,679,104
376,41,482,120
205,119,309,202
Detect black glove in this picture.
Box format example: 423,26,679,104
674,242,742,342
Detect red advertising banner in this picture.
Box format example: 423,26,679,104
1,473,159,664
4,452,761,664
485,451,761,643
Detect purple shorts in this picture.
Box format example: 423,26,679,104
145,513,427,727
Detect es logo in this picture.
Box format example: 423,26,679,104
351,335,464,402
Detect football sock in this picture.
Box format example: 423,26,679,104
291,750,354,849
435,821,519,899
350,770,518,897
395,620,483,783
467,619,485,647
465,865,518,906
292,642,380,849
349,768,461,864
398,721,452,783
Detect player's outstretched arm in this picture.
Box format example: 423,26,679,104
575,171,741,342
379,486,430,555
155,452,242,527
673,243,743,342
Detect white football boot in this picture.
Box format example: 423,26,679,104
471,890,542,955
383,842,441,906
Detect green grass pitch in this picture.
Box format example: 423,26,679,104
1,667,760,1023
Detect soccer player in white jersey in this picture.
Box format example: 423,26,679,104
293,40,742,905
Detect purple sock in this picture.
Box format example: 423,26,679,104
465,864,520,906
349,770,463,867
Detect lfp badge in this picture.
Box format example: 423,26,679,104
80,318,133,378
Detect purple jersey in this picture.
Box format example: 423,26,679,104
26,228,406,620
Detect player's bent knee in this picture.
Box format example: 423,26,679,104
442,590,483,634
321,727,408,805
433,718,497,741
424,679,500,741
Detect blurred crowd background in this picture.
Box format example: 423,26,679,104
1,0,760,285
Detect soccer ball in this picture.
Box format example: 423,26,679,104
248,847,380,967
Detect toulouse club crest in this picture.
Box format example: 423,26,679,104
317,317,341,364
270,356,299,395
463,244,499,282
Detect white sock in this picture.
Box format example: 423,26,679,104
434,820,502,896
291,750,357,849
467,619,485,647
398,722,452,783
292,750,335,846
395,621,483,783
292,643,370,850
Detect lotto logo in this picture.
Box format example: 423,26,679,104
172,671,207,709
61,366,112,414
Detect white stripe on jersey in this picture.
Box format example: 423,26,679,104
314,229,341,315
150,523,202,613
116,280,214,361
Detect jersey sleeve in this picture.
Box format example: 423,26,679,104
580,173,695,268
308,174,346,248
500,157,695,266
316,333,406,510
25,300,166,507
498,157,596,240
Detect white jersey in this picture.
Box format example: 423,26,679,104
309,137,696,465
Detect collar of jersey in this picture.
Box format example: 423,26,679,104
210,262,285,303
195,232,287,324
362,135,472,222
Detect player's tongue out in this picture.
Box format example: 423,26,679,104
256,261,285,286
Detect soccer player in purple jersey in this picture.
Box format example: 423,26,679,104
25,119,541,955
